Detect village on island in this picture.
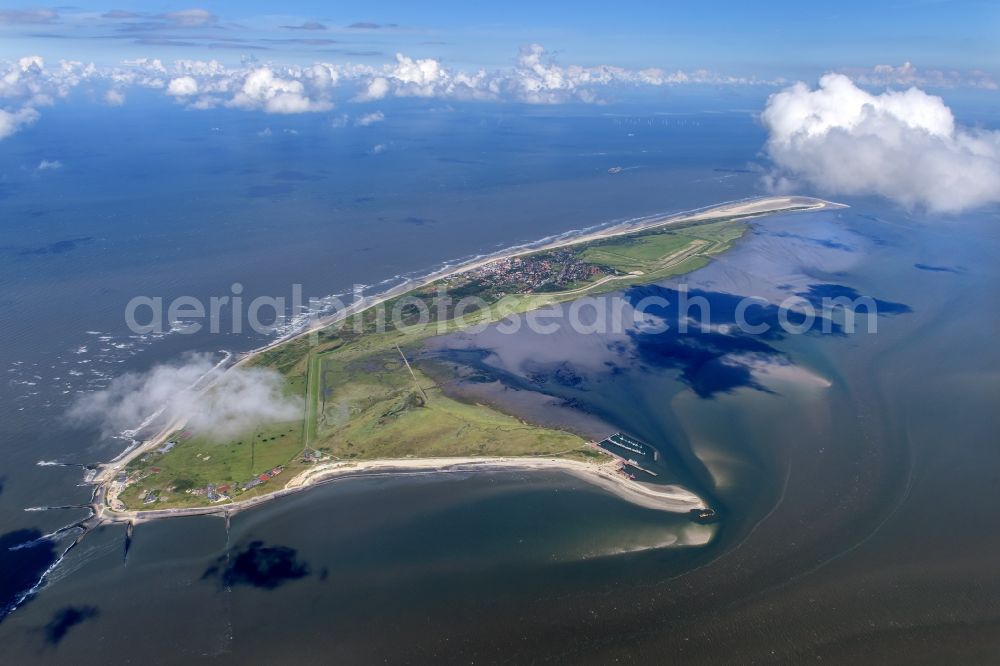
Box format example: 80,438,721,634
106,431,329,510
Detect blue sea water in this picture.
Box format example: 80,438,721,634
1,91,998,662
0,92,766,620
0,92,768,418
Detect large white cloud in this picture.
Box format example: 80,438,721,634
355,76,389,101
227,67,333,114
0,55,100,139
388,53,446,95
1,55,54,105
166,75,198,96
762,74,1000,213
510,44,574,103
69,354,303,440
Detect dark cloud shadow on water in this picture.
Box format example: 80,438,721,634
272,169,325,182
0,529,59,622
624,284,910,398
203,540,311,590
37,606,99,646
17,237,94,256
796,283,912,315
765,230,854,251
273,169,323,182
246,183,295,199
401,216,437,226
851,214,898,246
914,263,963,274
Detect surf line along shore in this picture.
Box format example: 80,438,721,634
89,194,847,524
95,457,707,525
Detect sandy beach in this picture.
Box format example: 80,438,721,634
97,455,706,525
284,456,707,512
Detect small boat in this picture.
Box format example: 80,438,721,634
691,508,718,523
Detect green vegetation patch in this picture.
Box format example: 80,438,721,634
313,339,590,460
581,231,698,273
119,420,303,509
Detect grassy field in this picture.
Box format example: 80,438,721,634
581,232,696,273
312,338,593,460
119,215,750,510
580,219,746,278
118,420,304,508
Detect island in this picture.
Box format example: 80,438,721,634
90,196,845,523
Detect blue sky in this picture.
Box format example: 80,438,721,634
1,0,997,77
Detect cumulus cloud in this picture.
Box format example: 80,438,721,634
227,67,333,113
344,44,768,105
68,354,302,440
122,57,167,74
511,44,573,102
0,44,790,133
305,62,340,89
761,74,1000,213
0,56,120,140
1,56,54,106
0,106,38,139
0,47,779,137
499,44,739,103
37,159,62,170
847,62,997,91
354,110,384,126
388,53,446,94
10,46,995,144
0,56,73,139
174,59,227,77
154,60,341,114
166,75,198,96
356,76,390,101
104,88,126,105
